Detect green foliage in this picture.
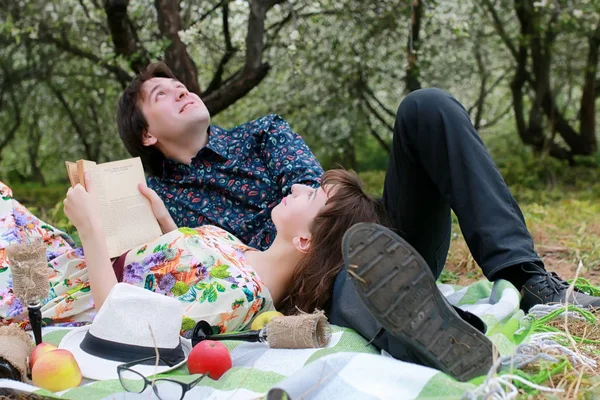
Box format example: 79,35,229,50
1,0,598,184
358,170,386,198
485,131,600,204
10,182,68,210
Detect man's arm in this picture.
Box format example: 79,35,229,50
260,115,324,195
138,183,178,234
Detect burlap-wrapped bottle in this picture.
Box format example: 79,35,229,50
5,241,49,305
266,310,331,349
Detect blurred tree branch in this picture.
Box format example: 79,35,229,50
0,90,22,161
48,82,99,161
405,0,422,93
37,25,133,85
155,0,200,94
481,0,598,160
103,0,150,74
201,0,286,114
204,1,237,96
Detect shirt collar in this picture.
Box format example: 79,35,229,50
204,125,228,159
161,125,229,179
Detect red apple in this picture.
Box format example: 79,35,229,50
29,342,58,370
187,340,232,379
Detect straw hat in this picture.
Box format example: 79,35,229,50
59,283,191,381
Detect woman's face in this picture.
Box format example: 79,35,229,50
271,184,331,246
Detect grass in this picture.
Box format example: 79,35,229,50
358,170,600,288
445,195,600,288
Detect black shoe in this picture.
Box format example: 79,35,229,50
520,264,600,312
342,223,495,382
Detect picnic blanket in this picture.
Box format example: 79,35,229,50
3,278,597,399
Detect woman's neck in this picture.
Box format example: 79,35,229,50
245,238,302,306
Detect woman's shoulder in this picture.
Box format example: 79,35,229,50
191,225,248,246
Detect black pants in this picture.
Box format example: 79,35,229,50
328,88,542,361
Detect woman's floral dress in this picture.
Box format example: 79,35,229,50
0,181,275,335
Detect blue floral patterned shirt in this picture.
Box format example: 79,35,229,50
147,115,324,251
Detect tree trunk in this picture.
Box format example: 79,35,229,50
330,140,357,171
103,0,149,73
579,24,599,154
511,0,544,148
0,93,21,162
405,0,422,93
202,0,284,114
49,83,96,160
30,161,46,187
154,0,201,95
525,0,548,151
473,38,487,130
99,0,285,115
27,116,46,187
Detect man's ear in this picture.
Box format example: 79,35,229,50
141,130,158,147
292,235,311,254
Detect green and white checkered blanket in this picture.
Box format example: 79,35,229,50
1,279,595,399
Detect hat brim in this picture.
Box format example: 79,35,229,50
59,326,191,381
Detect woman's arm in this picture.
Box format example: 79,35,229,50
77,222,117,310
63,173,117,310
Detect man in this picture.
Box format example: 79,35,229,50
116,62,600,381
116,63,322,250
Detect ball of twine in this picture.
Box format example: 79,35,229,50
266,310,331,349
0,324,35,383
5,241,49,305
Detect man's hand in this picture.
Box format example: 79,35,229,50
64,172,103,234
138,184,178,233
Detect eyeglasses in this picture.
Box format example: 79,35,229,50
117,356,206,400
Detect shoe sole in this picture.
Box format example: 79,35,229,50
342,223,495,382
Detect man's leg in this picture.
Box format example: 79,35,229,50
380,88,600,309
382,88,540,281
328,88,600,379
328,90,497,374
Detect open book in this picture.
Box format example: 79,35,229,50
65,157,162,258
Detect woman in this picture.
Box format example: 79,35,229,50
0,170,380,334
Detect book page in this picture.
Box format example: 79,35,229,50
91,158,162,258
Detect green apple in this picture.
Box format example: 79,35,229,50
250,311,284,330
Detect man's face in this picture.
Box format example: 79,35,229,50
139,77,210,146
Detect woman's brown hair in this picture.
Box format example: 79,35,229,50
277,169,383,315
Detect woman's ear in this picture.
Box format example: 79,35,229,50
292,235,311,254
142,130,158,147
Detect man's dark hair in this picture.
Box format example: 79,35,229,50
116,62,177,176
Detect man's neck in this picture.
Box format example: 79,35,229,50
160,127,209,165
